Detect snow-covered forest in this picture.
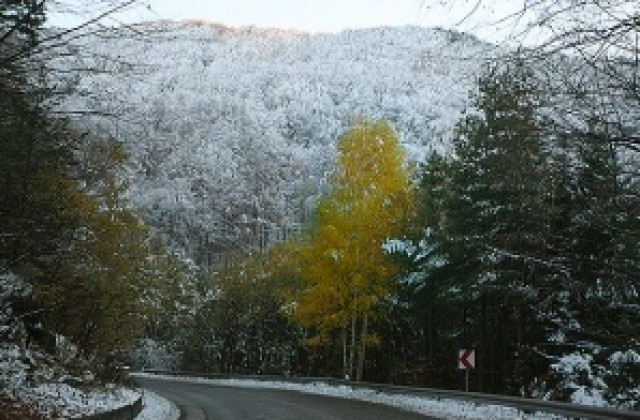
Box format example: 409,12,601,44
1,1,639,417
50,20,490,265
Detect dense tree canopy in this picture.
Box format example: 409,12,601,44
0,0,184,380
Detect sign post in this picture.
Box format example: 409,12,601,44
458,348,475,392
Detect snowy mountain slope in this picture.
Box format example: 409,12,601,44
52,21,492,263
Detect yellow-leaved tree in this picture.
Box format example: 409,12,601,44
294,119,414,381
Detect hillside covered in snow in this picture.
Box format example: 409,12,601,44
51,21,492,263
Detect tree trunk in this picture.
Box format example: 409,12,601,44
342,327,347,379
356,314,368,381
349,312,356,380
479,293,486,392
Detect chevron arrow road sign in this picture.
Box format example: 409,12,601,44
458,348,475,370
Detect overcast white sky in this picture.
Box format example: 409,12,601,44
49,0,529,44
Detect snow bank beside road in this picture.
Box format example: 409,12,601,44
0,341,142,418
136,390,180,420
8,381,140,418
133,373,563,419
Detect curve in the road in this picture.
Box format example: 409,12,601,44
136,376,439,419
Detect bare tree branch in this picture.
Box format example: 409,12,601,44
2,0,139,66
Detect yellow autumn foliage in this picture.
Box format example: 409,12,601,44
292,119,414,379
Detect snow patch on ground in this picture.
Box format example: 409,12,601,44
136,390,180,420
11,382,139,418
133,373,564,419
0,344,139,418
569,386,606,407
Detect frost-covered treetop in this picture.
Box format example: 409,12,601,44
51,21,491,259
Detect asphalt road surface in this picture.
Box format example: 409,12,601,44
135,376,440,419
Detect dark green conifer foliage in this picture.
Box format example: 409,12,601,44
403,61,640,402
